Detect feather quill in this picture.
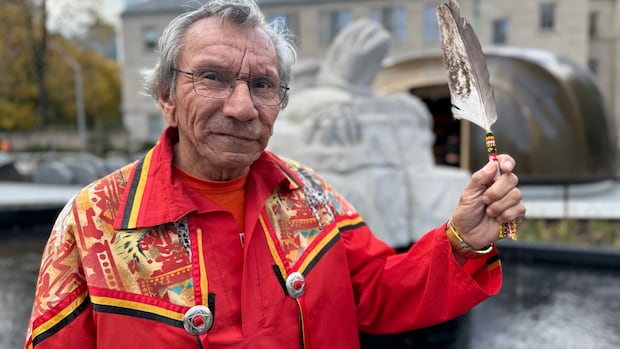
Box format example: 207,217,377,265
436,0,497,132
436,0,517,240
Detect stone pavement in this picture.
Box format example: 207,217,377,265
0,181,81,211
521,179,620,219
2,178,620,221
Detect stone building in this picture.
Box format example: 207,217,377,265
120,0,620,152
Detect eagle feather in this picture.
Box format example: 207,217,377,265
436,0,497,133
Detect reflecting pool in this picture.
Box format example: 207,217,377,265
2,226,620,349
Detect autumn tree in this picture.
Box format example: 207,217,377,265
0,0,121,141
0,0,40,129
46,36,121,126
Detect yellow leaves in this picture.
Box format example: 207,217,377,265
0,102,37,129
79,50,121,123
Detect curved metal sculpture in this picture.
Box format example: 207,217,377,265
376,46,618,184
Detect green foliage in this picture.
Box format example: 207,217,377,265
80,50,122,127
0,102,38,129
0,1,39,130
518,218,620,249
0,0,121,131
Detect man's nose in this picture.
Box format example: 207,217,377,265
223,80,259,121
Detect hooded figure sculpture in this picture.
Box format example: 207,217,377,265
270,19,470,247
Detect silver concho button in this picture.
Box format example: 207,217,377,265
183,305,213,336
285,272,305,299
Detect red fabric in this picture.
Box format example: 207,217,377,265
25,127,501,349
27,303,96,349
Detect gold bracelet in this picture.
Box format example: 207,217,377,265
446,219,494,259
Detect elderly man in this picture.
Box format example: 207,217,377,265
25,0,525,348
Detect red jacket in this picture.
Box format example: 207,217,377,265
25,127,501,348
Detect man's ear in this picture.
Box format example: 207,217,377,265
159,90,177,126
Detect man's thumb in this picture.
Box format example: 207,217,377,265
471,160,498,187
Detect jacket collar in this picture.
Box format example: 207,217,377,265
114,127,303,230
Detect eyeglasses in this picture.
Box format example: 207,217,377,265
173,68,289,106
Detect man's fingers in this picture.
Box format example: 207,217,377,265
485,188,524,219
497,154,516,173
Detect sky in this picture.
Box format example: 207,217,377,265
47,0,130,36
99,0,126,26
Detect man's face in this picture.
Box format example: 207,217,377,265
159,17,281,180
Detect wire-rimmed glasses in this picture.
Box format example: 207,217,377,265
174,68,289,106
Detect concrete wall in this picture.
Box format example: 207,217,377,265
1,130,130,154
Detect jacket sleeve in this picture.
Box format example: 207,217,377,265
298,164,502,335
343,220,502,334
25,199,96,349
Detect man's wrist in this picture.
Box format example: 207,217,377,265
446,219,494,259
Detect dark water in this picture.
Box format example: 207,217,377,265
3,225,620,349
469,261,620,349
0,225,49,349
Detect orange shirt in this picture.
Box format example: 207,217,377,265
173,166,247,232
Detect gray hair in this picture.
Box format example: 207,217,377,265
142,0,297,108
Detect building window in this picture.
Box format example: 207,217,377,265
492,19,508,44
589,12,598,39
267,13,301,45
423,4,440,43
319,9,352,47
588,58,599,75
148,113,164,141
370,6,406,43
143,26,158,51
540,3,555,30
